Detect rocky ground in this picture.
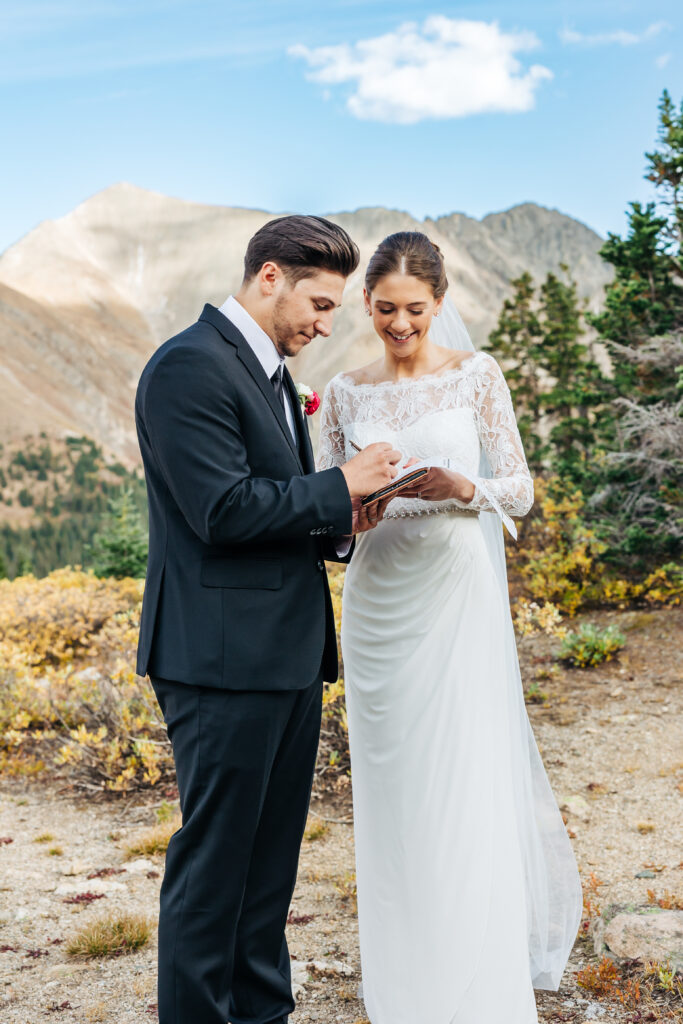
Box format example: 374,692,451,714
0,605,681,1024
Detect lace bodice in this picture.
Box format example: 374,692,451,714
317,351,534,520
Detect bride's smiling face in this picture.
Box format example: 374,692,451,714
364,273,444,358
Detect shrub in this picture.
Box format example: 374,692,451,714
124,818,180,859
513,599,566,639
508,478,682,614
0,567,142,668
65,913,152,958
508,478,610,614
0,569,173,792
557,623,626,667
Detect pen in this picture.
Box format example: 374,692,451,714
349,439,362,453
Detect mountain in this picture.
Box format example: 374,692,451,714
0,184,613,462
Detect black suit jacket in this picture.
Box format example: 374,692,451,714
135,304,353,690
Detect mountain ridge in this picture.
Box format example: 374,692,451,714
0,185,613,463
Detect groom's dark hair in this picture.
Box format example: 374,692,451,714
243,215,359,284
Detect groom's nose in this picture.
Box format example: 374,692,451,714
313,312,334,337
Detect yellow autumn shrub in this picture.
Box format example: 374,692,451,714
507,478,682,614
0,569,173,792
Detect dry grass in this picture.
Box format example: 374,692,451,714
66,912,152,958
334,871,358,915
33,832,54,843
84,1003,107,1022
304,819,330,842
124,817,180,859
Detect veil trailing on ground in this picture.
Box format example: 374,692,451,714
430,292,583,990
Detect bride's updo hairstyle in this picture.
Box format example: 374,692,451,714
365,231,448,300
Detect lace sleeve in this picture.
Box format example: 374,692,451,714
317,376,346,471
465,354,534,517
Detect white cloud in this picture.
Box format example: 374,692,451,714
655,52,672,68
559,22,667,46
289,16,553,124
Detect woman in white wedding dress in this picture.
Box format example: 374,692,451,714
317,233,583,1024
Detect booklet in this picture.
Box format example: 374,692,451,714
361,456,518,539
360,465,429,506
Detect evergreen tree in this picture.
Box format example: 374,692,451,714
538,268,604,484
89,488,148,579
586,90,683,574
16,551,34,576
487,267,605,485
486,272,545,469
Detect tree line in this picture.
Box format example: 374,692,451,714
486,90,682,579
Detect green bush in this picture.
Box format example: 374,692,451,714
557,623,626,668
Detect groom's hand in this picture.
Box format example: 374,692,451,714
351,495,393,533
340,442,402,499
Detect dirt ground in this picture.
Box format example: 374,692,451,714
0,605,681,1023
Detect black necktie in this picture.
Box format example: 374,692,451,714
270,365,286,412
271,365,299,448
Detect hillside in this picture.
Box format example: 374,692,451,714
0,184,613,461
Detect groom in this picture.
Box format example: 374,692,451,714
135,214,400,1024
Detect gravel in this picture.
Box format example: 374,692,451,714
0,605,681,1023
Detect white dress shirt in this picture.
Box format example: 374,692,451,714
218,295,296,441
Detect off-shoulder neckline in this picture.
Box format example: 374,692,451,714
334,350,489,390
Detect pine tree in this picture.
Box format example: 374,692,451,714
487,267,605,484
538,268,604,484
89,488,148,579
586,90,683,574
486,272,545,469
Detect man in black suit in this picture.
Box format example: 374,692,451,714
135,215,400,1024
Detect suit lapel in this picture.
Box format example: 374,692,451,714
284,367,315,473
199,304,303,471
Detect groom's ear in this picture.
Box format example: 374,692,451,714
258,261,286,297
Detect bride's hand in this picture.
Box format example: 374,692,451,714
399,467,475,504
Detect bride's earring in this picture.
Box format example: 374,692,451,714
366,309,372,317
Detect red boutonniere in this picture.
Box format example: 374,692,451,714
297,382,321,416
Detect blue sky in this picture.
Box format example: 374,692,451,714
1,0,681,253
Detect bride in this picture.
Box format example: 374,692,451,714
317,232,583,1024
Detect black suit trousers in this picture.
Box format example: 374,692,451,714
151,672,324,1024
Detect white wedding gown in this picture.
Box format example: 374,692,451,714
317,351,583,1024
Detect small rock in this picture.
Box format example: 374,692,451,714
592,904,683,972
306,959,354,978
72,666,103,684
290,960,308,999
55,879,126,896
635,869,657,879
45,963,90,980
123,858,155,874
560,795,591,821
584,1000,607,1018
14,909,28,922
